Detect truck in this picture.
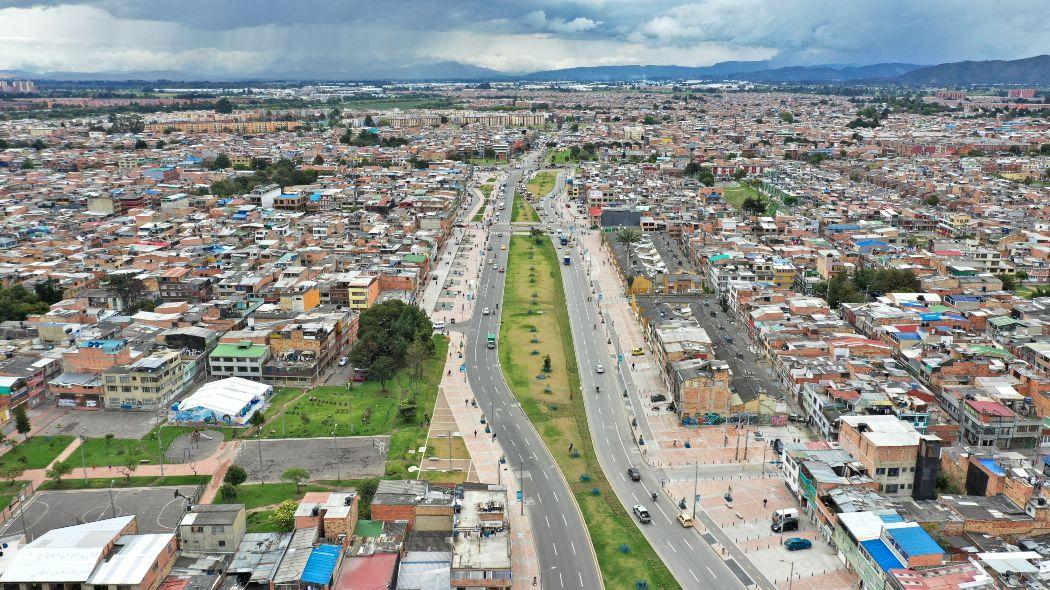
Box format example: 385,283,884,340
563,255,571,265
486,333,497,349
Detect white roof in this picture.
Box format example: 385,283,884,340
0,516,134,583
179,377,270,416
87,534,174,585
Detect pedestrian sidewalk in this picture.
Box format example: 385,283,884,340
440,331,540,589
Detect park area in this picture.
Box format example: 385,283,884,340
0,435,73,473
499,235,679,589
724,182,778,215
526,171,557,199
511,192,538,222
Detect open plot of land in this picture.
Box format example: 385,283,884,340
1,485,200,539
35,409,159,439
75,427,228,469
724,182,778,215
500,235,679,589
236,436,388,483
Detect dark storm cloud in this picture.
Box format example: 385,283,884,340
0,0,1045,75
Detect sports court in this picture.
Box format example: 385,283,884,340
0,485,200,541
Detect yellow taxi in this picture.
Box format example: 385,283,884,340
630,347,644,356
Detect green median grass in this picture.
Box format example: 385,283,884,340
511,192,539,222
499,235,680,590
526,171,557,199
40,474,210,490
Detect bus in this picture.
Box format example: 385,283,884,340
486,333,497,349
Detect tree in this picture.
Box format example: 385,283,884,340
0,465,21,486
348,300,435,370
34,279,64,304
363,115,375,127
46,460,73,487
370,356,396,391
741,196,768,216
224,464,248,486
615,228,642,267
155,139,166,149
134,139,148,150
924,195,940,207
783,195,800,207
248,411,265,431
356,478,379,518
101,273,147,311
732,169,747,181
269,499,298,530
997,273,1019,291
780,112,794,124
312,154,324,165
404,340,430,381
697,168,715,187
218,483,239,502
281,467,311,493
215,97,234,114
1015,270,1029,281
12,405,30,440
117,458,138,482
20,159,34,170
31,139,47,150
815,274,868,309
683,161,702,176
542,354,552,373
211,153,231,170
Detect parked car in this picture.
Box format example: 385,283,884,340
772,518,799,533
632,505,652,524
627,467,641,481
650,394,667,402
784,538,812,551
630,347,645,356
338,357,349,367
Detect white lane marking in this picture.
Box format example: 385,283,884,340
552,542,558,556
683,538,694,551
706,566,716,578
667,540,678,553
571,540,576,555
562,514,568,526
690,570,699,582
544,515,550,528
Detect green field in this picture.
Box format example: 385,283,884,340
39,475,210,490
75,425,235,469
0,436,74,473
724,182,778,215
512,192,539,222
228,482,330,509
547,149,596,165
526,171,557,199
472,204,486,222
499,236,680,590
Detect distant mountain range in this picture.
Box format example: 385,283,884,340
2,55,1047,86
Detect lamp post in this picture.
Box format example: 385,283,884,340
157,426,165,478
692,462,699,520
332,432,341,482
780,559,795,590
108,479,117,519
79,435,88,483
537,566,557,587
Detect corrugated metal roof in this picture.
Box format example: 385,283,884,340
301,544,340,585
861,538,905,573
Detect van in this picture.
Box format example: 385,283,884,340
772,508,798,522
677,512,693,528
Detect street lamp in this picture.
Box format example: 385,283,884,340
779,559,795,590
536,566,557,587
108,479,117,519
332,432,341,482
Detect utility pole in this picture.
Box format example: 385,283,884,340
519,457,524,516
692,462,699,520
257,431,265,483
108,480,117,519
79,436,88,483
157,427,165,478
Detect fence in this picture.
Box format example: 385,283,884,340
0,481,35,531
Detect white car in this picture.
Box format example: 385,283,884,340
595,365,604,374
483,308,490,316
338,356,349,366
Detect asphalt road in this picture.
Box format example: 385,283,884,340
460,152,603,590
533,170,769,590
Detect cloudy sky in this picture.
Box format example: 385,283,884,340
0,0,1047,76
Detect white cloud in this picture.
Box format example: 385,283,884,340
522,9,602,35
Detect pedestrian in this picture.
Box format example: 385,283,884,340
492,432,496,441
763,498,768,508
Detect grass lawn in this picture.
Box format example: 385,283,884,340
479,184,493,198
0,480,30,510
0,436,74,473
526,171,557,199
724,182,778,215
228,482,329,509
40,474,210,490
511,192,539,222
547,149,596,165
470,158,503,166
472,204,486,222
246,510,284,533
499,236,680,590
76,424,235,469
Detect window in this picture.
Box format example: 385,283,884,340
887,468,900,477
875,468,885,475
218,540,226,547
191,526,204,533
885,484,899,494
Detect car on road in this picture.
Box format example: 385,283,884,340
753,432,765,441
500,244,507,250
482,308,490,315
498,266,505,273
338,356,349,367
595,365,604,374
492,264,497,269
677,512,694,527
784,537,812,551
630,347,644,356
632,505,652,524
627,467,641,481
433,322,445,330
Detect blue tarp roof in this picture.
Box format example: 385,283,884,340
887,526,943,557
861,539,905,573
879,514,905,524
856,239,890,248
828,223,861,231
301,544,340,585
895,332,921,341
979,458,1006,476
919,313,941,321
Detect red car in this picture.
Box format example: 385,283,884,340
498,266,505,273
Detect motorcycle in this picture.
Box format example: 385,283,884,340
651,492,658,502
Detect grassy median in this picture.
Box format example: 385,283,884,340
526,171,557,199
511,192,539,222
499,235,680,590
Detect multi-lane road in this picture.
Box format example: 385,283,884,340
460,154,603,590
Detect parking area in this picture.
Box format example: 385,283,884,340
2,485,200,540
34,408,159,439
237,436,389,482
669,474,851,588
